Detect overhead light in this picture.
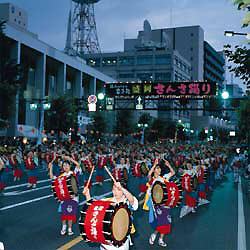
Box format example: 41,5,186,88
221,90,229,100
224,31,234,37
30,103,38,110
224,30,248,37
97,93,105,100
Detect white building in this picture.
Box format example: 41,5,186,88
0,3,115,137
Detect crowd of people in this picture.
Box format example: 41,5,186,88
0,139,249,249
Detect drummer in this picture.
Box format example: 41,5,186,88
48,155,80,236
83,180,138,250
144,158,175,247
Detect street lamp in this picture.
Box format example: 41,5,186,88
29,99,51,145
97,93,105,100
43,103,51,110
30,103,38,111
224,30,249,38
221,90,229,100
137,123,148,144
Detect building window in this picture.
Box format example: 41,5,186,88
14,18,17,22
190,47,193,51
190,33,194,37
66,81,72,90
18,21,21,25
137,55,153,65
137,73,153,81
119,56,134,66
102,57,117,66
11,6,15,13
118,73,134,79
190,57,193,61
155,73,171,81
19,11,21,16
155,54,171,65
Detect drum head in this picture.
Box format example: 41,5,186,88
140,163,149,176
112,207,130,242
70,175,78,195
152,183,164,204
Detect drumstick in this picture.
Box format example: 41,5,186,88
86,165,95,188
104,165,117,184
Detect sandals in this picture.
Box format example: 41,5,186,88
68,229,74,236
149,233,156,245
60,229,66,236
158,239,167,247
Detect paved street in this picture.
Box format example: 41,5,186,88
0,168,249,250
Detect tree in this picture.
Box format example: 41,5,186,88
115,110,134,135
0,21,24,129
150,118,166,139
138,112,151,125
233,0,250,27
224,45,250,88
165,121,177,139
224,1,250,90
218,128,228,143
44,96,78,136
237,99,250,141
204,98,224,116
198,129,207,141
225,1,250,151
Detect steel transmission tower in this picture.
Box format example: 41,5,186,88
65,0,101,56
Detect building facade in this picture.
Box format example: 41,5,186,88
0,3,114,137
225,83,244,126
85,22,225,127
204,42,225,89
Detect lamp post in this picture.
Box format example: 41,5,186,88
29,99,51,145
137,123,148,144
175,120,183,143
224,30,250,39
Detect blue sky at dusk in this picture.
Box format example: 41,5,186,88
1,0,248,87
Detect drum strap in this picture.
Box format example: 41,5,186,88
100,245,109,250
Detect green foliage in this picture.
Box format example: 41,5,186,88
149,118,177,140
204,98,224,116
230,98,241,108
217,128,228,143
0,21,24,127
237,99,250,139
232,0,250,27
115,110,134,135
224,45,250,88
91,111,106,134
198,129,207,141
138,112,151,125
44,96,78,134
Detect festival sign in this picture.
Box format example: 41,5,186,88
105,82,217,99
